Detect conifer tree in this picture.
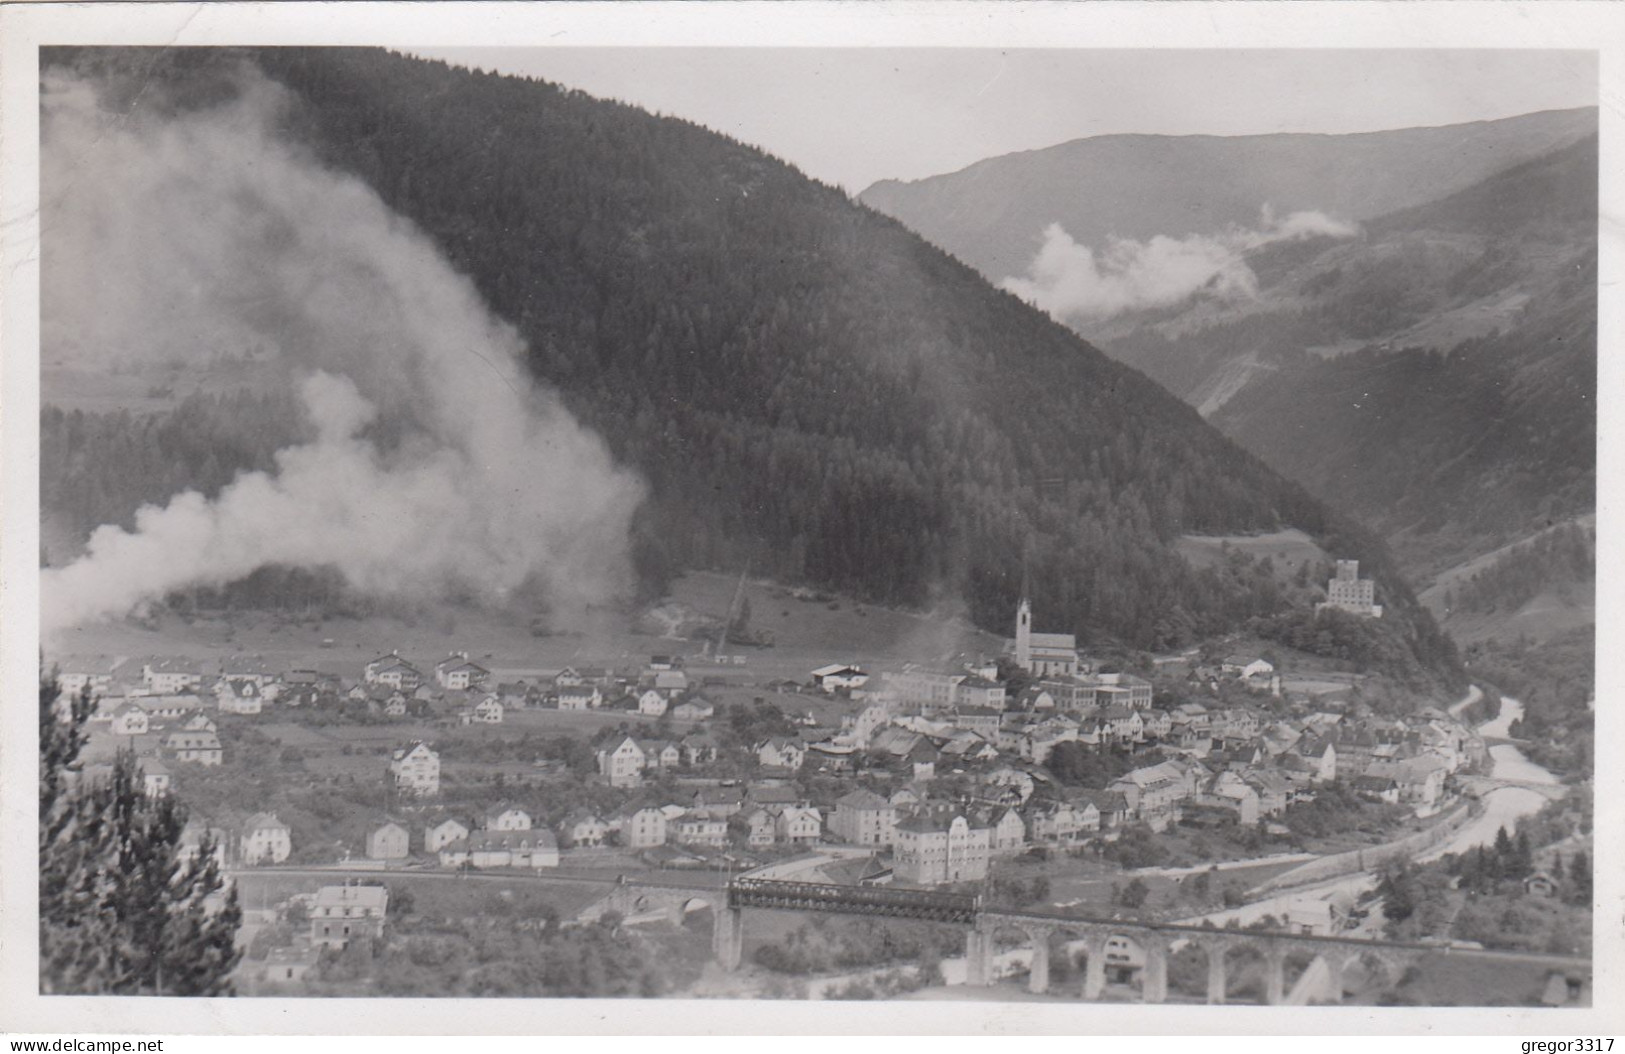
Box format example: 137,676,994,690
38,672,242,994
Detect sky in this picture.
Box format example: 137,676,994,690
412,48,1597,192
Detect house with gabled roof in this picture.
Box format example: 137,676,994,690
1293,733,1338,783
367,821,410,860
596,736,646,787
773,804,822,845
141,759,172,798
680,731,720,766
111,702,150,737
561,809,609,848
240,813,291,864
365,652,423,690
390,741,440,796
217,678,264,715
424,816,470,853
977,805,1026,855
742,807,777,846
466,695,504,724
755,737,805,771
435,652,490,691
165,729,223,766
1198,770,1261,826
484,804,533,831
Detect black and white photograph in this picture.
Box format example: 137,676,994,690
1,0,1619,1037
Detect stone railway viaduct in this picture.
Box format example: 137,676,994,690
586,875,1590,1004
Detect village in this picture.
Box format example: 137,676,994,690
50,559,1509,993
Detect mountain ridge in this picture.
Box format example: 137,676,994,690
858,106,1597,282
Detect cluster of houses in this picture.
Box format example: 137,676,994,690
353,784,829,872
54,649,725,734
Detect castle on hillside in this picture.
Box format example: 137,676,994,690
1320,559,1382,618
1014,597,1081,677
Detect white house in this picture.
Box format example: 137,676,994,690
240,813,291,864
390,741,441,796
424,816,470,853
637,690,669,717
216,679,264,715
141,759,172,798
773,805,823,844
111,702,150,737
364,653,423,690
597,736,646,787
435,652,490,691
484,804,533,831
165,730,223,766
367,821,410,860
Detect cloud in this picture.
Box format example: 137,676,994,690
40,66,644,636
1001,207,1358,322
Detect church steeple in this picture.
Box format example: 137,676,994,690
1015,595,1032,670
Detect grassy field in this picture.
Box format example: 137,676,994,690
46,571,1004,687
1175,529,1328,577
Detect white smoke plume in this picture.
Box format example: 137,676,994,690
1001,206,1358,322
40,66,644,636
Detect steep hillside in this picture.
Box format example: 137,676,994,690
40,47,1456,680
859,109,1597,281
1204,138,1596,574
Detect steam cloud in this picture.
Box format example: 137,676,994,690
40,67,644,636
1001,207,1358,322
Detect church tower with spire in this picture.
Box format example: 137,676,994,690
1015,595,1032,670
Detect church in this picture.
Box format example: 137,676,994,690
1013,597,1081,678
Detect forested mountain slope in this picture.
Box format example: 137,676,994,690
40,46,1456,678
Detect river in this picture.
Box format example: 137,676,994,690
1415,696,1555,863
1174,694,1559,930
